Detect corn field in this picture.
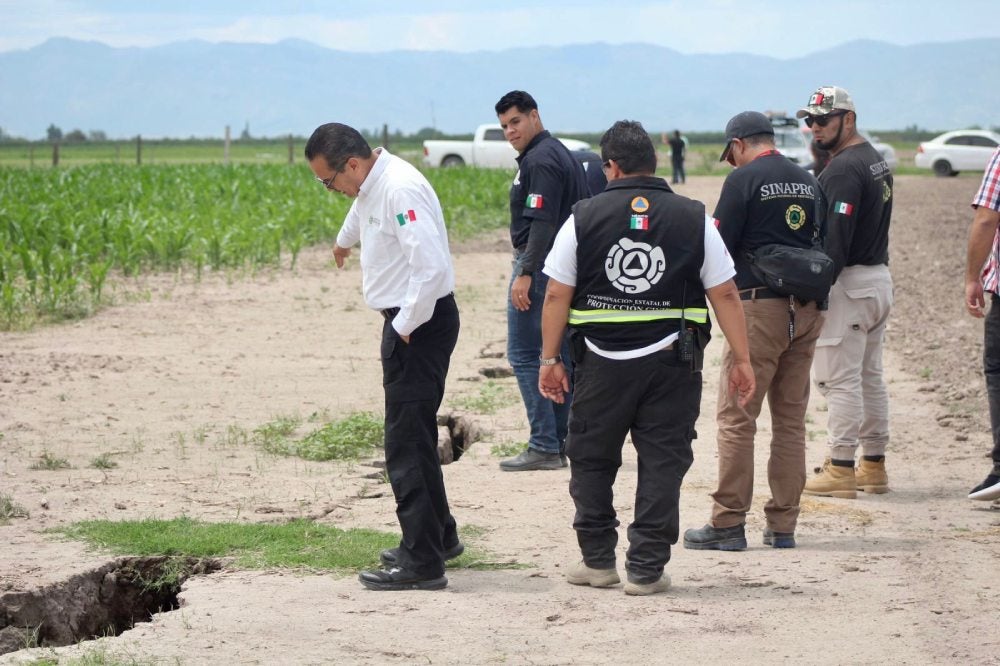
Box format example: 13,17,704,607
0,163,512,328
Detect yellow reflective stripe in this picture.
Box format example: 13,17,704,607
568,307,708,325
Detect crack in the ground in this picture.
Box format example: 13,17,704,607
0,555,221,655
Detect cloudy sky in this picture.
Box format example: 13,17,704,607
0,0,994,58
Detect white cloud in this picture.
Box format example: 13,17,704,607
0,0,996,57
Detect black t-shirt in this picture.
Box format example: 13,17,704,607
668,136,685,162
713,151,825,290
818,141,893,278
510,131,589,273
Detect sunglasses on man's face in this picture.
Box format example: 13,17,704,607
805,111,848,128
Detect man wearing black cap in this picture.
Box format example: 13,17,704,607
796,86,894,500
684,111,826,551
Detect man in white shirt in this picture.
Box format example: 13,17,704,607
538,120,754,596
305,123,461,591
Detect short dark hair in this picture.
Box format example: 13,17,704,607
304,123,372,170
742,132,775,149
495,90,538,116
600,120,656,175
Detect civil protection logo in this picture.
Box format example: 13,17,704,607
882,181,892,203
605,237,666,294
631,196,650,213
785,204,806,231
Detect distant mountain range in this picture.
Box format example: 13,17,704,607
1,37,997,139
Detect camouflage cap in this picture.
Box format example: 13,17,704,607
795,86,856,119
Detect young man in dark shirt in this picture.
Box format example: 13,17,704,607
796,86,894,499
495,90,590,471
684,111,825,551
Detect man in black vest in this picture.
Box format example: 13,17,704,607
538,120,755,595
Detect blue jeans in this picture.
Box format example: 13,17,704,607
985,293,1000,475
507,265,572,454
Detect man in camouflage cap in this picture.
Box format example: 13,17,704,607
796,85,895,500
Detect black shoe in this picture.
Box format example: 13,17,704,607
358,566,448,591
499,448,564,471
969,473,1000,501
683,524,747,551
762,527,796,549
380,542,465,567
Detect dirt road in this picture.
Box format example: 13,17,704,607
1,175,998,665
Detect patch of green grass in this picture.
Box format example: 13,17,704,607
19,644,159,665
55,517,518,572
490,441,526,458
455,380,515,415
252,415,302,450
0,492,30,524
90,453,119,470
29,451,71,471
254,411,383,462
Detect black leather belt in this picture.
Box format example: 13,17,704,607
739,287,786,301
380,307,400,321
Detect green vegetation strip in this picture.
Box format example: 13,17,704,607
0,163,510,328
56,517,516,572
252,411,383,461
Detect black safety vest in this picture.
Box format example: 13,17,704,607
569,175,711,352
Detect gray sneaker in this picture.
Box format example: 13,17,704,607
499,448,564,471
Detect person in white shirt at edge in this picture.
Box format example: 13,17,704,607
537,120,755,596
305,122,462,592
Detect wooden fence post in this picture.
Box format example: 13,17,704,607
382,123,389,150
288,134,294,164
52,142,59,167
136,135,142,165
224,125,231,165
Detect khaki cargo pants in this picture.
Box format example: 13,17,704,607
812,264,894,461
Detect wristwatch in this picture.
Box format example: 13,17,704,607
539,355,562,366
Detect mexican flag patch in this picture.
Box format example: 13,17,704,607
630,214,649,230
833,201,854,216
525,194,544,209
396,209,416,226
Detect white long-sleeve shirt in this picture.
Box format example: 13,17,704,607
336,148,455,336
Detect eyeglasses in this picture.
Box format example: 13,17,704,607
804,111,848,128
315,169,343,190
315,160,349,190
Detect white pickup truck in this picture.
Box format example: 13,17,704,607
422,124,591,168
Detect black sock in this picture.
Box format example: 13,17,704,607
863,455,885,463
831,458,854,467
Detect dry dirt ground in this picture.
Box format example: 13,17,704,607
1,175,999,665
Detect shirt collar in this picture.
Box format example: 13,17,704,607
359,147,391,198
516,130,552,163
605,175,674,193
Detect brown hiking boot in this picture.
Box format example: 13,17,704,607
803,458,857,499
856,459,889,494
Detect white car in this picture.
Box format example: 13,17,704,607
915,129,1000,177
860,131,899,172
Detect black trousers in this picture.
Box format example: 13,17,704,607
381,294,460,577
566,347,700,583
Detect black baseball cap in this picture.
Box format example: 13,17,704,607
719,111,774,162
